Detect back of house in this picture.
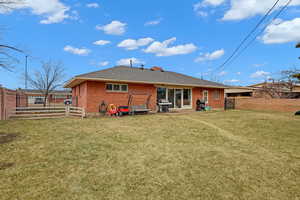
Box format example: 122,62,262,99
64,65,227,114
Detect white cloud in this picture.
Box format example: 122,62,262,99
143,37,197,57
117,58,144,66
86,3,99,8
261,18,300,44
224,79,240,83
195,0,225,8
193,0,225,16
118,38,154,50
218,71,227,76
99,61,109,67
0,0,75,24
253,63,266,67
250,70,270,78
236,72,241,75
145,18,162,26
223,0,300,21
93,40,110,46
96,20,127,35
195,49,225,62
63,45,90,56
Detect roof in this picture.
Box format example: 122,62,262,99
225,86,257,94
64,66,228,88
20,89,71,95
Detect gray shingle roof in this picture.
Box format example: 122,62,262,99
69,66,227,88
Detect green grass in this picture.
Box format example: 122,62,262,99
0,110,300,200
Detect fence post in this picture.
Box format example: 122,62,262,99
65,105,70,117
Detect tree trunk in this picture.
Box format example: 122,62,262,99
43,94,48,107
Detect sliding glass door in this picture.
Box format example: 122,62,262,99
175,89,182,108
168,89,175,108
157,87,192,109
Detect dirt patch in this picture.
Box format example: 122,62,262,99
0,162,14,170
0,133,19,144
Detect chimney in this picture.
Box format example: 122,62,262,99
150,66,164,72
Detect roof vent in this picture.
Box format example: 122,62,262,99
150,66,164,72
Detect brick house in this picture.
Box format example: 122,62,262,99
64,66,227,114
21,89,72,105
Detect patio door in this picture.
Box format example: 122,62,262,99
175,89,182,108
157,87,192,109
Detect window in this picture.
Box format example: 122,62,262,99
113,84,120,91
183,89,191,106
203,90,209,103
213,90,220,100
157,87,167,101
106,84,113,91
121,84,128,92
106,83,128,92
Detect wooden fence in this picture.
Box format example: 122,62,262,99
8,106,85,120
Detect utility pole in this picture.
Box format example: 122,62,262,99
25,55,28,89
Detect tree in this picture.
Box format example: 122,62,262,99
258,68,300,98
0,0,24,70
293,73,300,81
0,44,23,70
28,60,65,107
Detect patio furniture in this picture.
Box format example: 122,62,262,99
128,93,152,115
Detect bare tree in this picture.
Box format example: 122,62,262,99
0,0,25,70
258,68,300,98
293,73,300,81
0,44,23,70
28,60,65,107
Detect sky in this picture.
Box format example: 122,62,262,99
0,0,300,89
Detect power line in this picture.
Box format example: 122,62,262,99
215,0,281,72
223,0,292,68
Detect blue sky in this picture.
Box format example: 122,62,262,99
0,0,300,89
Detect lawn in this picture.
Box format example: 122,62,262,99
0,110,299,200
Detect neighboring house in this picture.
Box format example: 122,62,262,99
249,82,300,98
20,89,72,105
64,65,228,113
225,82,300,99
225,86,256,98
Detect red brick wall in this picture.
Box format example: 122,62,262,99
84,81,156,113
0,87,17,120
48,95,71,104
72,81,225,113
192,87,225,109
235,97,300,112
16,90,28,107
72,82,88,108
